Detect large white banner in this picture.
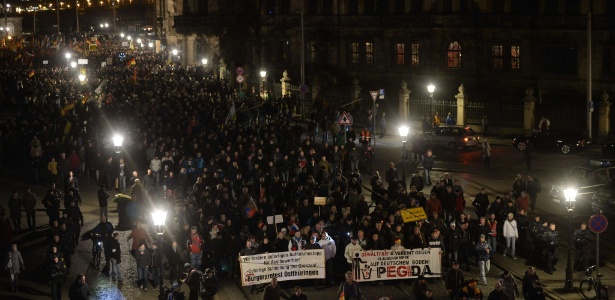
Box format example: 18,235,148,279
351,249,441,282
240,249,325,286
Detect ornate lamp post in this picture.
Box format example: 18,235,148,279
151,210,167,297
112,134,123,154
427,84,435,117
564,188,577,290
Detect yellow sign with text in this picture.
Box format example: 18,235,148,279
400,207,427,223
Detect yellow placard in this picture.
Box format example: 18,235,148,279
400,207,427,223
314,197,326,206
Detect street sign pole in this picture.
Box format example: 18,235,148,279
589,213,608,299
370,91,378,147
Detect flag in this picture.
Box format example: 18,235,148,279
27,70,35,78
14,54,21,61
105,93,113,105
132,67,138,84
94,79,106,94
126,57,136,66
60,102,75,116
227,100,236,122
62,121,72,143
339,291,344,300
81,94,90,104
129,39,134,50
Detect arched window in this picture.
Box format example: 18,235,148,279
447,41,462,68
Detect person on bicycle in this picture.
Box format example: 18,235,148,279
92,215,114,268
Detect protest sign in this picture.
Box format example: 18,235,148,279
240,249,325,286
400,207,427,223
351,249,441,282
314,197,326,205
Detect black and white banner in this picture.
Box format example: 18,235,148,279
351,249,441,282
240,249,325,286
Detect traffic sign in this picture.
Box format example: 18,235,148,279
236,75,244,83
370,91,378,102
589,214,608,234
236,67,244,75
338,111,353,125
299,84,309,93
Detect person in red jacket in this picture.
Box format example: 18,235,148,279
516,191,530,213
187,226,203,270
127,220,152,256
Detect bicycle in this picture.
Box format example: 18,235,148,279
580,265,609,300
90,233,103,270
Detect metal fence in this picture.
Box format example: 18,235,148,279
536,104,586,131
408,98,457,122
466,101,524,127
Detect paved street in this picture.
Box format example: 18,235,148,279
1,129,615,299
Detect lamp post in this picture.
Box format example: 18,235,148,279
112,134,123,154
427,84,435,117
78,74,86,82
65,52,71,68
151,210,167,297
399,125,409,189
564,188,577,290
260,70,267,98
70,61,77,69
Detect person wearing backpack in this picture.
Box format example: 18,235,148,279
526,175,541,213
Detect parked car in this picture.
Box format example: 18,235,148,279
512,129,591,154
420,125,480,150
551,159,615,208
592,180,615,215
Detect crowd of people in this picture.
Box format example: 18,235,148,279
0,33,590,300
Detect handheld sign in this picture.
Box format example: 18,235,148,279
400,207,427,223
267,216,274,225
314,197,326,206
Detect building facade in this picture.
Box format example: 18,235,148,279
172,0,615,127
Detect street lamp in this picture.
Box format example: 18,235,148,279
202,58,208,66
564,187,577,290
260,70,267,98
112,134,123,154
399,125,410,188
120,32,124,38
70,61,77,68
65,52,71,68
427,84,435,117
151,210,167,297
171,49,178,56
78,74,86,82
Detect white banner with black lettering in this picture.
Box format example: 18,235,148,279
240,249,325,286
351,249,441,282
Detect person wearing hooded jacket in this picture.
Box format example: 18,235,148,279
319,231,337,287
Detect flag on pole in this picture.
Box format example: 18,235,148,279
94,79,106,94
126,57,136,66
227,100,236,122
60,102,75,116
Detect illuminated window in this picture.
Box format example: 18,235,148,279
511,45,521,69
365,42,374,64
492,45,503,69
396,43,405,65
411,43,420,66
351,42,360,64
447,41,462,68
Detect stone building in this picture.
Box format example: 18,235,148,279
170,0,615,130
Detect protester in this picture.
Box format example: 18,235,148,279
68,274,91,300
6,244,25,293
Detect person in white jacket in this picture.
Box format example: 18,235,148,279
344,236,363,270
503,213,519,259
320,232,337,286
149,156,162,185
390,237,406,251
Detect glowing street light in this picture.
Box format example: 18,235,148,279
70,61,77,68
399,125,409,142
171,49,178,56
427,84,436,117
78,74,86,82
112,134,123,153
120,32,124,38
202,58,208,65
